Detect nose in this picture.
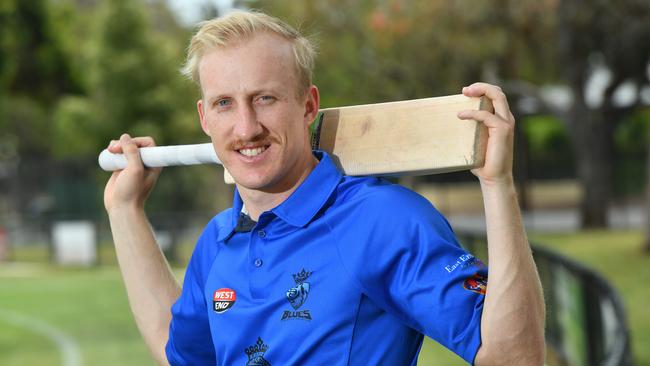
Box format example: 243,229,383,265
233,102,263,141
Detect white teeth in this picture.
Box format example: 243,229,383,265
239,147,266,157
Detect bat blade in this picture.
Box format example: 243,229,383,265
310,94,491,177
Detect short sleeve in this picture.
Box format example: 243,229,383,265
166,221,220,365
334,184,486,364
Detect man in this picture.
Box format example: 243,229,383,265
104,11,545,366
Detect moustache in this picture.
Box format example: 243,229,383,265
227,136,277,151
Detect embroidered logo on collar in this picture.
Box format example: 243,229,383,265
463,273,488,295
281,268,312,321
213,288,236,313
245,337,271,366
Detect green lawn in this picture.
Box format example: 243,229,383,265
0,263,466,365
530,229,649,366
1,230,646,365
0,266,155,366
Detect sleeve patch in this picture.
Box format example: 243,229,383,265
463,273,488,295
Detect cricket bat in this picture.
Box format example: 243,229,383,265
98,94,492,183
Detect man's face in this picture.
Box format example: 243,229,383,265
197,32,319,192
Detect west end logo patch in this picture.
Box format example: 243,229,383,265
245,337,271,366
281,268,312,321
213,288,236,313
463,273,488,295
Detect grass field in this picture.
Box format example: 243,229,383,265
0,230,646,365
530,229,649,366
0,251,466,365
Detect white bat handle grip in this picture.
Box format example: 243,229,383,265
98,143,221,171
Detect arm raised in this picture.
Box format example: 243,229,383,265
104,134,180,365
459,83,546,365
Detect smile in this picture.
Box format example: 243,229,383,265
238,146,268,157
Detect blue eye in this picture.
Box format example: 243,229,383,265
258,95,275,104
217,99,231,107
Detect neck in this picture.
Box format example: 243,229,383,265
237,155,318,221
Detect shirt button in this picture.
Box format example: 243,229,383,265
254,258,263,267
257,230,266,238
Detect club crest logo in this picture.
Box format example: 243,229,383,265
245,337,271,366
213,288,236,313
281,268,313,320
463,273,488,295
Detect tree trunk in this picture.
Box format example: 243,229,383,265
568,101,612,228
643,142,650,253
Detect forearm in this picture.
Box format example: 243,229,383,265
108,207,180,365
475,178,545,365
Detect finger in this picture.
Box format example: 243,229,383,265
119,134,144,169
131,136,157,148
107,136,156,152
458,109,511,130
107,139,121,153
462,83,511,121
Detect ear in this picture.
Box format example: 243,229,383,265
303,85,320,127
197,99,210,136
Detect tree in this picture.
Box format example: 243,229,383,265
555,0,650,228
0,0,82,103
645,137,650,252
77,0,228,215
0,0,85,220
0,0,82,155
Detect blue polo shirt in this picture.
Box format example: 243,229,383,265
166,152,487,365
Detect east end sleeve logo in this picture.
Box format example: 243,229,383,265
281,268,312,320
445,253,484,274
463,273,488,295
213,288,236,313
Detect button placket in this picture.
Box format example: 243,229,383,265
250,231,268,299
251,229,267,268
249,215,273,300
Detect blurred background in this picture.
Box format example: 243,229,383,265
0,0,648,365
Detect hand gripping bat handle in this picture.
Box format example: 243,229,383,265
98,143,221,171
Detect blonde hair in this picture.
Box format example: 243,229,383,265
182,10,316,94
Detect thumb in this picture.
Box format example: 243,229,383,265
120,134,144,168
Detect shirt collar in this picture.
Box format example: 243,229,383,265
272,151,342,227
217,151,342,241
